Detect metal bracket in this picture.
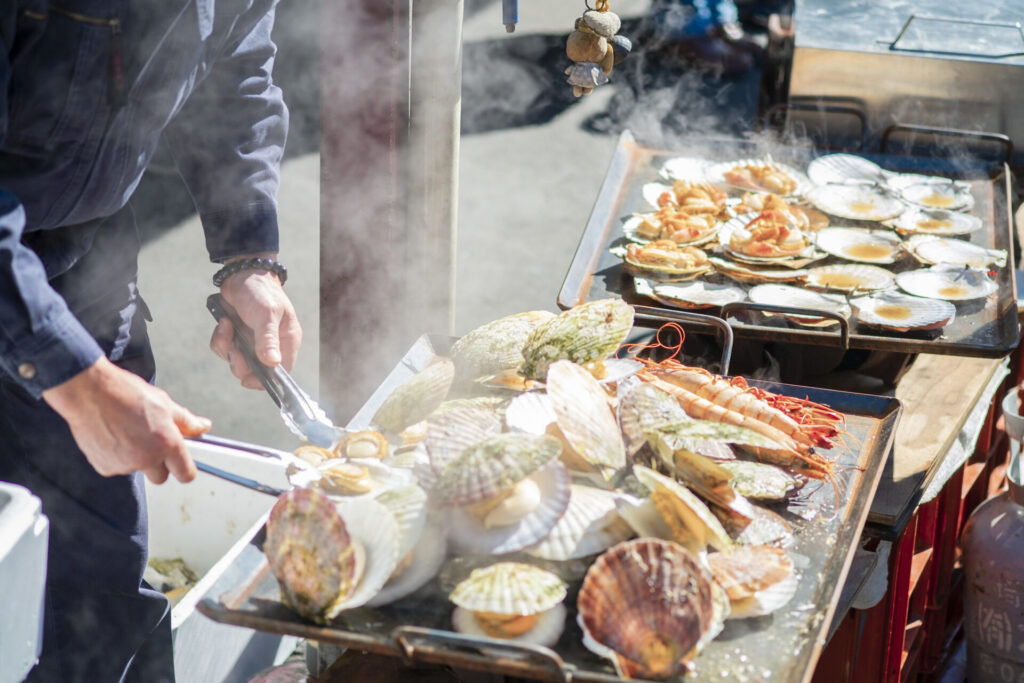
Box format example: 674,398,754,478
885,14,1024,59
761,100,868,152
720,301,851,350
880,123,1015,167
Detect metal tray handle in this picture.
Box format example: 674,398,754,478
880,123,1014,166
390,626,574,683
632,305,734,375
761,101,868,151
720,301,850,350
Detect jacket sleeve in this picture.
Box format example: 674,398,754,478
0,6,104,396
162,5,288,263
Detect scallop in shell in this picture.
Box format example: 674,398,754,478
802,263,894,293
287,458,416,497
705,157,810,196
577,538,716,679
905,234,1007,268
806,154,888,186
890,208,982,236
423,404,504,474
814,227,903,264
724,503,794,547
895,265,997,301
633,465,734,552
708,257,810,284
372,357,455,433
621,213,719,248
707,545,797,619
718,214,818,264
898,179,973,211
525,484,635,561
618,383,733,461
805,184,905,221
450,311,555,384
547,360,627,477
719,460,802,502
747,284,850,327
633,277,745,310
613,242,714,279
366,515,447,607
851,290,956,332
520,298,634,381
432,432,562,506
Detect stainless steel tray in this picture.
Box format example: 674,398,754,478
197,330,900,683
558,131,1019,358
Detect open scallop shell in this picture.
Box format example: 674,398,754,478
423,404,504,474
705,158,810,196
618,383,734,461
802,263,895,293
709,257,810,284
806,154,889,186
905,235,1007,268
505,391,558,435
450,311,555,384
525,484,635,561
707,545,797,619
453,604,567,648
898,179,974,211
432,432,562,506
374,485,428,561
851,290,956,332
520,298,634,381
633,465,734,552
814,227,903,264
718,213,819,264
578,538,716,679
365,516,447,607
445,462,572,555
747,284,850,326
896,265,997,301
612,244,714,280
633,277,745,310
719,460,802,502
372,357,455,433
805,184,905,221
889,208,983,236
658,156,711,182
449,561,567,615
547,360,627,475
621,214,719,248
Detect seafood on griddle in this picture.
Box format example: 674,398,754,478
630,465,736,553
728,211,813,259
525,484,635,561
621,240,712,279
707,545,798,619
520,298,634,381
734,192,828,232
372,356,455,433
450,562,568,647
715,159,801,195
641,180,731,218
449,310,555,385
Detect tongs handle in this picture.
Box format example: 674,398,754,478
206,293,321,429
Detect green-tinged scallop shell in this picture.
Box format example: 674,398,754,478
450,311,556,384
424,404,504,474
633,465,734,553
526,484,635,561
432,433,562,506
449,562,567,615
372,357,455,433
719,460,802,502
619,384,735,460
520,299,634,381
547,360,627,475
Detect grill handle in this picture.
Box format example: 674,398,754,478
761,101,868,151
720,301,851,350
880,123,1014,167
632,305,734,375
390,626,574,683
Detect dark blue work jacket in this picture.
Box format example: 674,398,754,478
0,0,288,397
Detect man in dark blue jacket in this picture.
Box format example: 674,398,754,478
0,1,300,680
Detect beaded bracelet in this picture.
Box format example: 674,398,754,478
212,257,288,287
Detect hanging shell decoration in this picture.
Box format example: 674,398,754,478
520,297,634,381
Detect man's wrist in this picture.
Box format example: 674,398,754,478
213,255,287,287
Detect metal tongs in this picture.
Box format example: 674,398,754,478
206,293,345,449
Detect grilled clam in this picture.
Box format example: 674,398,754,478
525,484,635,561
372,357,455,433
449,311,555,384
450,562,568,646
546,360,627,479
520,298,633,381
577,538,719,679
707,545,797,619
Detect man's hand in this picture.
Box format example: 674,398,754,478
210,254,302,390
42,358,211,484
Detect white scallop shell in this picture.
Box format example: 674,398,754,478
802,263,895,293
423,404,504,474
621,213,718,247
547,360,626,473
708,257,810,284
814,227,903,264
897,179,974,211
374,484,428,560
633,465,734,552
596,358,644,385
851,290,956,331
633,277,745,309
449,562,567,615
704,158,811,196
445,462,572,555
658,156,711,182
889,208,982,236
452,604,567,648
905,235,1007,268
895,265,998,301
365,517,447,607
747,284,851,326
641,182,675,209
805,184,905,221
321,497,401,618
525,485,635,561
806,154,888,186
718,213,818,263
505,391,557,434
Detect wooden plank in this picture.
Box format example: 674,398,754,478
867,353,1004,529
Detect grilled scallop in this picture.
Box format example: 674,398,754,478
520,298,634,381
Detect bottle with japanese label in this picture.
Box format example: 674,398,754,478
962,449,1024,683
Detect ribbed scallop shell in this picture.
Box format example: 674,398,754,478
633,277,744,309
445,462,572,555
851,291,956,331
814,227,903,264
432,433,562,506
645,436,756,523
899,180,973,211
374,484,428,560
372,357,455,433
453,603,567,648
618,383,689,457
905,234,1007,268
805,184,905,221
450,311,555,384
505,391,557,434
520,299,634,381
546,360,627,474
806,154,887,186
890,208,982,236
726,503,794,547
708,545,797,619
708,256,810,284
895,265,997,301
365,516,447,607
526,484,635,561
423,404,504,474
449,562,567,615
802,263,894,293
747,284,851,326
633,465,734,552
577,538,715,680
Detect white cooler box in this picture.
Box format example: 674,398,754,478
146,441,299,683
0,483,48,683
